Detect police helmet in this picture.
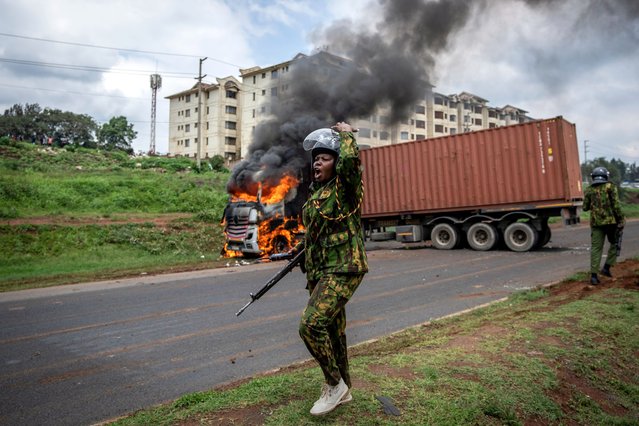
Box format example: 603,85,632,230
303,128,340,159
591,167,609,185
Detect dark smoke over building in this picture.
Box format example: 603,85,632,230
227,0,476,197
226,0,637,198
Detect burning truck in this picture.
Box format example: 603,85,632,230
222,172,308,258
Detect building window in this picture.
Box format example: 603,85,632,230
225,105,237,114
185,94,191,103
435,124,444,133
206,106,210,115
400,131,409,140
450,128,457,135
474,106,482,114
359,128,371,138
416,120,425,129
252,92,256,101
262,72,266,79
252,109,256,118
434,96,443,105
271,87,278,97
185,124,190,132
489,122,497,128
415,105,426,114
225,137,237,145
185,109,191,117
434,111,444,119
252,75,256,84
416,134,425,140
262,89,266,96
226,90,237,99
475,118,483,126
185,139,190,147
380,131,389,140
271,69,278,79
206,122,209,130
225,121,237,130
450,114,457,122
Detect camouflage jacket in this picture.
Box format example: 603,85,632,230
583,182,625,227
302,131,368,280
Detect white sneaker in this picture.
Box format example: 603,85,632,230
339,389,353,405
310,379,349,416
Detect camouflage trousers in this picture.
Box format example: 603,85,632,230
299,273,364,387
591,224,618,273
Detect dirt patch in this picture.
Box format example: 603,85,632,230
184,405,267,426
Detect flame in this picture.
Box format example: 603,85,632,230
229,174,299,204
257,216,305,256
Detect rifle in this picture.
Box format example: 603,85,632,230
616,226,624,257
235,249,305,316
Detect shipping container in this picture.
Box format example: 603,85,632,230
360,117,583,251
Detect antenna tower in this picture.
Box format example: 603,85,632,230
149,74,162,154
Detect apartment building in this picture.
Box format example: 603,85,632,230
165,76,241,161
167,52,532,159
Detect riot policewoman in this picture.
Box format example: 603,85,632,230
296,121,368,416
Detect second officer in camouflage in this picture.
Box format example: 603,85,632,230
582,167,625,285
297,122,368,416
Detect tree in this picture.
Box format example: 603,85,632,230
0,103,44,142
40,108,98,147
97,116,137,153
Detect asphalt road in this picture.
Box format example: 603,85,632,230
1,221,637,425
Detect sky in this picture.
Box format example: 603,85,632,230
0,0,638,165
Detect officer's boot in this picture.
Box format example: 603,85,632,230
601,264,612,277
590,273,600,285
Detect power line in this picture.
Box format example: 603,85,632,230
0,32,244,69
0,83,148,101
0,57,194,79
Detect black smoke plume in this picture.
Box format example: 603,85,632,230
227,0,477,198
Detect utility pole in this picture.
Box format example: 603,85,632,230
196,57,207,169
584,139,589,164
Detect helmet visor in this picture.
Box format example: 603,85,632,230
303,128,340,153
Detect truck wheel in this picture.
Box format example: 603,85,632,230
536,226,551,248
271,235,291,254
430,223,459,250
467,223,498,251
504,222,538,252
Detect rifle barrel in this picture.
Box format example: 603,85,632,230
235,250,304,317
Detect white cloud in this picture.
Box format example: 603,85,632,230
1,0,638,165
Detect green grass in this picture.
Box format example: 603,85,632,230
111,279,639,426
0,219,228,291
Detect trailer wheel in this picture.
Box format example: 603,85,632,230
504,222,538,252
536,225,551,248
430,223,459,250
467,223,498,251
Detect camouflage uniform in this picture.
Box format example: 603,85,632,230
299,131,368,388
582,181,625,274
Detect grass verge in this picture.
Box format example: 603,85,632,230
0,217,228,291
110,262,639,426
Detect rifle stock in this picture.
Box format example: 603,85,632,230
235,250,305,316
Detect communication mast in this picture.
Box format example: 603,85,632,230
149,74,162,154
